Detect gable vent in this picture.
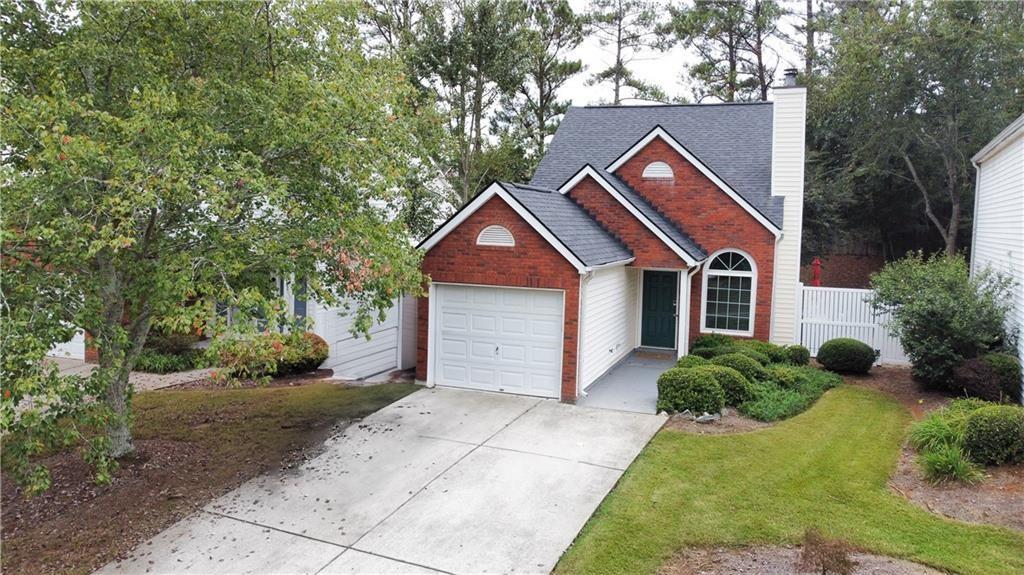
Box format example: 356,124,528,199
642,161,674,180
477,225,515,247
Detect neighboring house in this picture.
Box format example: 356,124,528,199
415,70,807,402
970,113,1024,394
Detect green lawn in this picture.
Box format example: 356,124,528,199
556,386,1024,575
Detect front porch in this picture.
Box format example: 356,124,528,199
576,350,676,414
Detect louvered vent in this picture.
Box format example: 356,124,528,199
477,225,515,247
642,161,674,179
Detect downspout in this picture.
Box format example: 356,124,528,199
576,270,593,398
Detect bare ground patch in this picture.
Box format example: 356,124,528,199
658,545,943,575
664,407,773,435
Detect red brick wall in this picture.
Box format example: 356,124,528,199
566,176,686,269
615,138,777,341
417,196,582,401
800,254,884,289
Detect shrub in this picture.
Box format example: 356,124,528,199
816,338,876,374
799,528,856,575
785,344,811,366
739,382,809,422
735,348,771,365
145,329,201,355
869,253,1013,388
656,368,725,414
735,339,788,364
919,444,983,484
710,353,767,382
690,345,738,360
693,365,754,406
133,348,209,374
766,364,803,389
963,405,1024,465
909,412,964,452
276,332,329,375
675,355,708,369
691,333,734,350
983,353,1022,402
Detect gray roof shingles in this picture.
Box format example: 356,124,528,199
531,102,782,227
499,182,633,267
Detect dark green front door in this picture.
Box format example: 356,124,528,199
641,270,678,349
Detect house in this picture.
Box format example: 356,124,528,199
970,113,1024,396
415,70,807,402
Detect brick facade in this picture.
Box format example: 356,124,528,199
613,137,777,342
417,196,582,401
566,176,686,269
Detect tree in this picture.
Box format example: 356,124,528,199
493,0,583,165
1,0,431,493
413,0,527,204
807,0,1024,257
585,0,664,104
662,0,783,102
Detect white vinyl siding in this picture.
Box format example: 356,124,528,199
579,266,639,389
769,85,807,345
48,329,86,360
310,299,401,379
972,133,1024,388
399,294,417,370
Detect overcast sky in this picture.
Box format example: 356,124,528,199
560,0,805,106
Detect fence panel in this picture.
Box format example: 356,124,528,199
799,285,909,365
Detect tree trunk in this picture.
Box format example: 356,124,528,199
104,366,134,457
805,0,815,77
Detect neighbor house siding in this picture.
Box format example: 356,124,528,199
417,196,582,401
615,138,777,342
579,266,638,389
308,298,400,379
972,132,1024,384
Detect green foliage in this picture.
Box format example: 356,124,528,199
919,444,983,485
145,330,201,355
909,411,965,453
210,331,328,384
816,338,876,374
739,365,841,422
134,349,210,374
656,368,725,415
953,356,1019,403
784,345,811,366
276,332,329,376
735,348,770,365
691,333,734,350
869,253,1013,388
963,405,1024,466
710,353,767,382
734,339,789,364
692,365,754,406
675,355,708,369
585,0,665,104
2,0,435,493
766,364,802,389
983,353,1022,403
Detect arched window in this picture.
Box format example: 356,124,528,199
476,225,515,247
702,250,756,335
642,161,674,179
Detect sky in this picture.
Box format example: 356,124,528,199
560,0,805,106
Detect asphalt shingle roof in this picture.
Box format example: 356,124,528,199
596,169,707,261
531,102,782,227
499,182,633,267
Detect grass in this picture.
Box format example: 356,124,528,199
2,382,417,575
555,386,1024,575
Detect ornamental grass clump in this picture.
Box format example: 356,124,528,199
909,399,1024,483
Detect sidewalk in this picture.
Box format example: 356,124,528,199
46,356,212,391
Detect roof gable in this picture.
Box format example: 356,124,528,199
531,103,783,227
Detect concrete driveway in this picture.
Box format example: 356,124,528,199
97,387,664,575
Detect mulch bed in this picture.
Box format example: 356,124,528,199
168,368,415,390
664,407,773,435
844,365,1024,532
658,545,942,575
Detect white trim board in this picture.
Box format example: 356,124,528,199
558,166,700,266
605,126,781,236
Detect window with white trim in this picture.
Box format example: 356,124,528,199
476,225,515,247
702,251,755,334
642,161,674,179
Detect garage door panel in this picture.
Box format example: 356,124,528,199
434,285,563,399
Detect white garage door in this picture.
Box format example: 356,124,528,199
434,284,563,398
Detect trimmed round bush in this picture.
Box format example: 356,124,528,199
784,345,811,366
676,355,709,369
691,333,734,350
656,367,725,414
963,405,1024,465
276,332,329,375
954,357,1006,402
710,353,767,382
983,353,1022,403
690,345,738,360
735,348,771,365
766,364,804,389
816,338,876,374
693,365,754,405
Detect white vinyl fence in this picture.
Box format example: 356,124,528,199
799,285,909,365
